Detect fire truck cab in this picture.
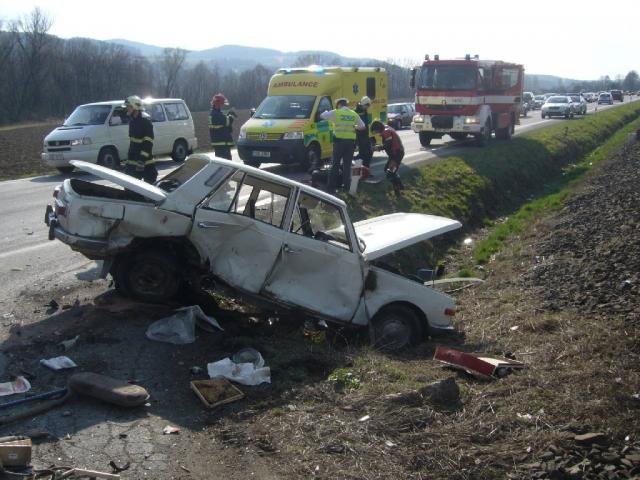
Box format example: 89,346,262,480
410,55,524,147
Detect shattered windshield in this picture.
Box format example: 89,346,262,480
418,65,477,90
63,105,112,126
253,95,315,119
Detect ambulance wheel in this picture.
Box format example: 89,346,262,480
244,159,261,168
418,132,432,147
301,145,320,172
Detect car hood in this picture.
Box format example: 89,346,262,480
387,112,401,119
354,213,461,261
69,160,167,203
544,103,569,107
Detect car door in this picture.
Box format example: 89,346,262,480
315,96,333,158
262,190,364,322
190,170,291,294
108,107,130,160
148,103,170,154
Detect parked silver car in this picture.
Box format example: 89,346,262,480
387,103,415,130
541,96,574,119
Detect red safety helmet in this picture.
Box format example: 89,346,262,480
211,93,227,107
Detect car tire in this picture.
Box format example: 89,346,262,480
243,159,261,168
116,250,181,303
98,147,120,170
418,132,432,147
541,113,546,119
371,304,422,351
56,166,74,175
171,139,188,163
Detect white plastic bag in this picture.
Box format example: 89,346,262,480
0,376,31,396
207,358,271,386
146,305,222,344
40,356,78,370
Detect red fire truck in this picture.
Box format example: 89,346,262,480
410,54,524,146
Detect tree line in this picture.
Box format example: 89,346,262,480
0,8,414,125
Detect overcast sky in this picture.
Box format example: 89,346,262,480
1,0,637,80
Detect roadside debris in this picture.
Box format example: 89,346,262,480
207,355,271,386
191,378,244,408
59,334,79,350
0,436,32,468
0,376,31,397
163,425,180,435
434,346,525,379
145,305,223,344
384,377,461,407
40,356,78,370
108,460,130,474
45,299,59,314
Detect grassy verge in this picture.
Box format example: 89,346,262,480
474,115,640,263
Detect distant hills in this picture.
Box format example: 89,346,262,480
107,39,378,72
107,39,589,90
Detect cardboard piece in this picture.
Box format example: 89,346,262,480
0,437,32,468
434,345,525,380
191,378,244,408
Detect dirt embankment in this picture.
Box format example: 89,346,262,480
0,109,251,179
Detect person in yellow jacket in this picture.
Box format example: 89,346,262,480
320,98,365,192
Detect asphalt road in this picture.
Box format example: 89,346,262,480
0,98,634,310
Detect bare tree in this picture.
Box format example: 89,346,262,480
160,48,187,97
623,71,638,92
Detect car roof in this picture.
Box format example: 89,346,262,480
77,98,186,108
188,153,348,208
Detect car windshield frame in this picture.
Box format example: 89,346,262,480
253,95,316,120
63,105,113,127
547,96,568,103
417,65,477,91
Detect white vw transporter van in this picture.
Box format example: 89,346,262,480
42,98,198,174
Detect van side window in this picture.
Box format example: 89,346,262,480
149,104,166,122
164,102,189,121
366,77,376,100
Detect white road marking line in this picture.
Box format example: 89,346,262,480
0,241,57,260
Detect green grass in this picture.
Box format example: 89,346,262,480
345,102,640,266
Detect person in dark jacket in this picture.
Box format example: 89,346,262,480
123,95,156,184
371,120,405,195
209,93,236,160
354,96,373,178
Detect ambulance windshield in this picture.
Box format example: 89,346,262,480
418,65,477,90
253,95,315,119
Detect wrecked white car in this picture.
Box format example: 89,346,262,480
45,154,461,349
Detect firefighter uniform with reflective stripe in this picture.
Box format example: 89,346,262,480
320,103,364,191
125,112,157,183
209,107,234,160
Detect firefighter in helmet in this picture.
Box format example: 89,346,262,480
123,95,156,184
209,93,236,160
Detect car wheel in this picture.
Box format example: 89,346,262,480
117,250,181,303
371,305,422,351
244,158,261,168
56,166,74,175
418,132,432,147
98,147,120,170
171,139,188,163
541,113,546,119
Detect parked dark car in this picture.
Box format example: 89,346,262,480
387,103,414,130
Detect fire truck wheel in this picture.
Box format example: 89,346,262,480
418,132,432,147
474,120,491,146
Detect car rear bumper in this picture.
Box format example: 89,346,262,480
45,204,109,258
237,138,307,164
